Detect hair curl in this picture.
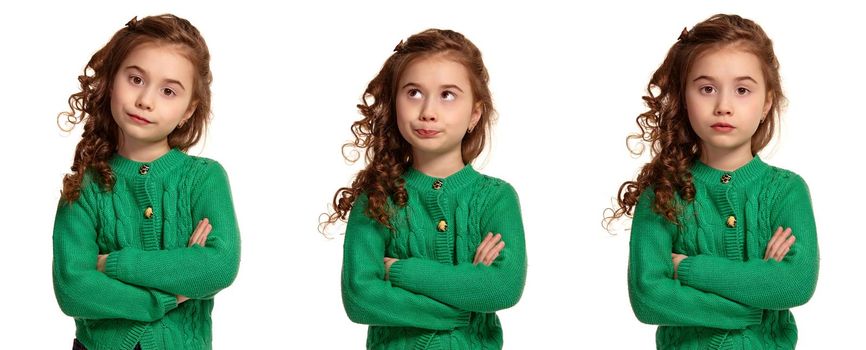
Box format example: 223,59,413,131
608,14,786,225
323,29,495,230
58,14,212,202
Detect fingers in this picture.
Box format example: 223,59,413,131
771,234,796,262
188,218,212,247
764,227,794,261
473,233,496,264
383,257,398,280
474,233,504,266
481,241,505,266
763,227,784,260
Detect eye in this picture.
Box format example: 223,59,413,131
407,88,423,99
162,88,177,97
700,86,716,94
441,90,456,101
736,87,751,96
129,75,144,85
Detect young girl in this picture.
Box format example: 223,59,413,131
53,14,240,350
324,29,527,349
610,14,818,349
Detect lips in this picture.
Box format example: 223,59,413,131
711,122,734,132
415,129,440,138
128,113,152,125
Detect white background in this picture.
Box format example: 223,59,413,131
1,1,862,348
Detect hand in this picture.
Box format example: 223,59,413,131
176,295,189,304
764,227,795,262
96,254,108,272
383,257,398,280
188,218,213,247
671,253,687,279
474,232,505,266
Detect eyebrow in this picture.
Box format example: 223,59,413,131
124,65,187,90
692,75,759,84
401,82,465,93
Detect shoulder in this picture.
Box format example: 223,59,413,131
470,173,521,210
183,155,230,182
476,174,518,196
764,165,810,193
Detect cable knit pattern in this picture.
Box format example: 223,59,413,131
342,165,527,350
53,149,241,350
628,156,818,349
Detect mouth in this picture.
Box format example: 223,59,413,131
128,113,152,125
711,123,735,132
414,129,440,138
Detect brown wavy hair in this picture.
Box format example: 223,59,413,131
58,14,212,202
322,29,495,230
608,14,786,225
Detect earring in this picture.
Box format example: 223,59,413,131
467,126,474,134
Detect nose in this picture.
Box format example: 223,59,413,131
714,92,732,116
419,99,436,122
136,89,154,111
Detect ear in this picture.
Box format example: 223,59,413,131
762,92,773,119
182,101,198,126
469,101,483,131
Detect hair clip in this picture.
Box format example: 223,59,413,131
677,27,689,41
126,16,139,29
393,39,405,53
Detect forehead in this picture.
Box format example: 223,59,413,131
399,53,472,87
689,45,765,82
120,42,195,84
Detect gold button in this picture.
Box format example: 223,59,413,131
720,174,731,184
726,215,736,228
144,207,154,219
437,220,448,232
139,164,150,175
432,180,443,190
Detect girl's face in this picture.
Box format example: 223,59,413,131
396,54,481,164
110,42,195,152
685,45,772,160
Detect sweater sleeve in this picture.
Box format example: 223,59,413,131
628,189,763,329
387,182,526,313
103,161,241,299
341,195,471,330
53,187,178,321
675,174,819,310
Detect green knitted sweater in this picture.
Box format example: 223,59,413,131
53,149,241,350
342,165,527,350
628,156,819,349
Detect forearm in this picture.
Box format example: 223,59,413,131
388,249,526,313
103,231,240,298
676,250,818,309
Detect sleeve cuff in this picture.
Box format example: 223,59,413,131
387,259,407,286
455,310,471,328
154,290,178,315
676,256,694,285
103,251,123,279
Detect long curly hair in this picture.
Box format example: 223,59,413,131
608,14,786,224
58,14,212,202
323,29,495,230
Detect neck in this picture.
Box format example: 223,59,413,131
118,136,171,163
412,149,465,178
699,143,753,172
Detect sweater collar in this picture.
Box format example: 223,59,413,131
110,148,187,179
691,155,769,187
404,164,481,192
